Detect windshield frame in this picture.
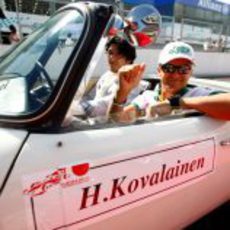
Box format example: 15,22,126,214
0,3,113,130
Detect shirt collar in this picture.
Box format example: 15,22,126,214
155,84,189,101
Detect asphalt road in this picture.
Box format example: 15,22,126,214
186,202,230,230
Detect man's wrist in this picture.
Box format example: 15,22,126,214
116,88,130,103
113,97,127,107
178,97,187,109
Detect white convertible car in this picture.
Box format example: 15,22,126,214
0,2,229,230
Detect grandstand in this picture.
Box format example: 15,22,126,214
4,0,116,15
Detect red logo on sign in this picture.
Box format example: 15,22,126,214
23,168,67,197
71,163,89,176
23,163,90,197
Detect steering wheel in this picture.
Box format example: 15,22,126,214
28,61,54,110
35,61,54,90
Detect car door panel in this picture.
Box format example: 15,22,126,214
1,116,229,230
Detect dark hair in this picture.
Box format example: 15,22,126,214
106,36,136,63
9,25,17,33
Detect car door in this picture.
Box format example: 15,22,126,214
1,115,229,230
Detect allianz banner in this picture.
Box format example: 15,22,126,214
124,0,230,15
176,0,230,15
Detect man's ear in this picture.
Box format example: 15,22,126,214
127,60,132,64
157,65,162,75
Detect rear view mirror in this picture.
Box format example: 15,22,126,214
109,4,162,47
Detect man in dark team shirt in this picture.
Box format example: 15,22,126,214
110,41,221,122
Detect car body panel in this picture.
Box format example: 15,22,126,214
0,128,28,191
1,116,230,229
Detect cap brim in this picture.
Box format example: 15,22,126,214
159,55,194,65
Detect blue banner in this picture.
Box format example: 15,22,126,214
124,0,230,15
123,0,155,5
176,0,230,15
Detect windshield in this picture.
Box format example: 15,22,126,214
0,9,85,115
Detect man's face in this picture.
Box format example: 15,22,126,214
106,44,129,73
157,58,193,96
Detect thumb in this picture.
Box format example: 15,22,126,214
136,63,145,79
139,63,146,76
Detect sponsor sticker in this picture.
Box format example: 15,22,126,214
23,163,90,197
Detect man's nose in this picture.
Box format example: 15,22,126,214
108,54,114,60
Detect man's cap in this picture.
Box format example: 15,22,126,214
158,41,195,65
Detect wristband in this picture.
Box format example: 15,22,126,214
113,98,126,107
168,96,181,109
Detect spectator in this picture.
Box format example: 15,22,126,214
217,36,225,52
0,7,20,44
203,37,212,51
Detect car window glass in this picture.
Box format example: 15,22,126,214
0,9,85,115
62,36,108,127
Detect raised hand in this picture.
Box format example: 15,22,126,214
116,63,145,103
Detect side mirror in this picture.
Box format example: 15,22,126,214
109,4,162,47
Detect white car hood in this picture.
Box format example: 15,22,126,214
0,128,28,189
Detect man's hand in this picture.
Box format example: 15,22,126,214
146,100,172,118
9,31,20,43
116,63,145,103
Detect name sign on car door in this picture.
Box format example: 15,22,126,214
23,138,215,230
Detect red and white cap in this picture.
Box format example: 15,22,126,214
158,41,195,65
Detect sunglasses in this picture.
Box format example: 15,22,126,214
161,64,192,74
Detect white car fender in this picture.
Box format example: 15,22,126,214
0,128,28,189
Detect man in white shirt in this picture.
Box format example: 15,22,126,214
76,36,148,120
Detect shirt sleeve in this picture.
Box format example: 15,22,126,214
83,94,114,117
82,82,118,117
184,87,223,97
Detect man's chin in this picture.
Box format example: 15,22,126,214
166,84,177,90
166,86,181,95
